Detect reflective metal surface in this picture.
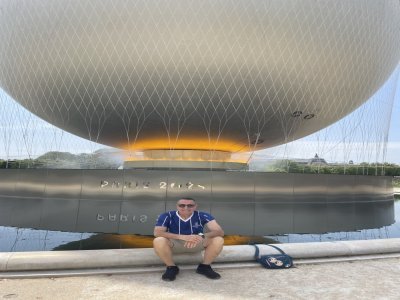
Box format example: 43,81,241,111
0,170,395,235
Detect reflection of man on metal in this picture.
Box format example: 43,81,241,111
153,197,224,281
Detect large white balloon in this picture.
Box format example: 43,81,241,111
0,0,399,152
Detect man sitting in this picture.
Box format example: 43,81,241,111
153,197,224,281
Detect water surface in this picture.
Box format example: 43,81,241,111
1,198,399,252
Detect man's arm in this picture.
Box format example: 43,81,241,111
154,226,181,240
204,220,224,239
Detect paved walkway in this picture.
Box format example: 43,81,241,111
1,257,400,300
1,239,400,299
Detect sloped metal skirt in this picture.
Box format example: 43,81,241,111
0,170,394,235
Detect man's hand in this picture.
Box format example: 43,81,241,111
181,234,203,248
154,227,205,248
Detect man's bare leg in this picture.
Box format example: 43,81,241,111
203,236,224,264
196,236,224,279
153,237,175,266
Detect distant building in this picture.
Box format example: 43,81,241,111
293,154,328,166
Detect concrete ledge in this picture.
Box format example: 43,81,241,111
0,238,399,272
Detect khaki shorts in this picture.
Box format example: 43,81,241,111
169,239,206,254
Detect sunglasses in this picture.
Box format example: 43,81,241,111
177,204,195,208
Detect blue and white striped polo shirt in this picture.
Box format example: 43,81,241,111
155,211,215,235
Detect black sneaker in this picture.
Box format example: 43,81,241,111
162,266,179,281
196,264,221,279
